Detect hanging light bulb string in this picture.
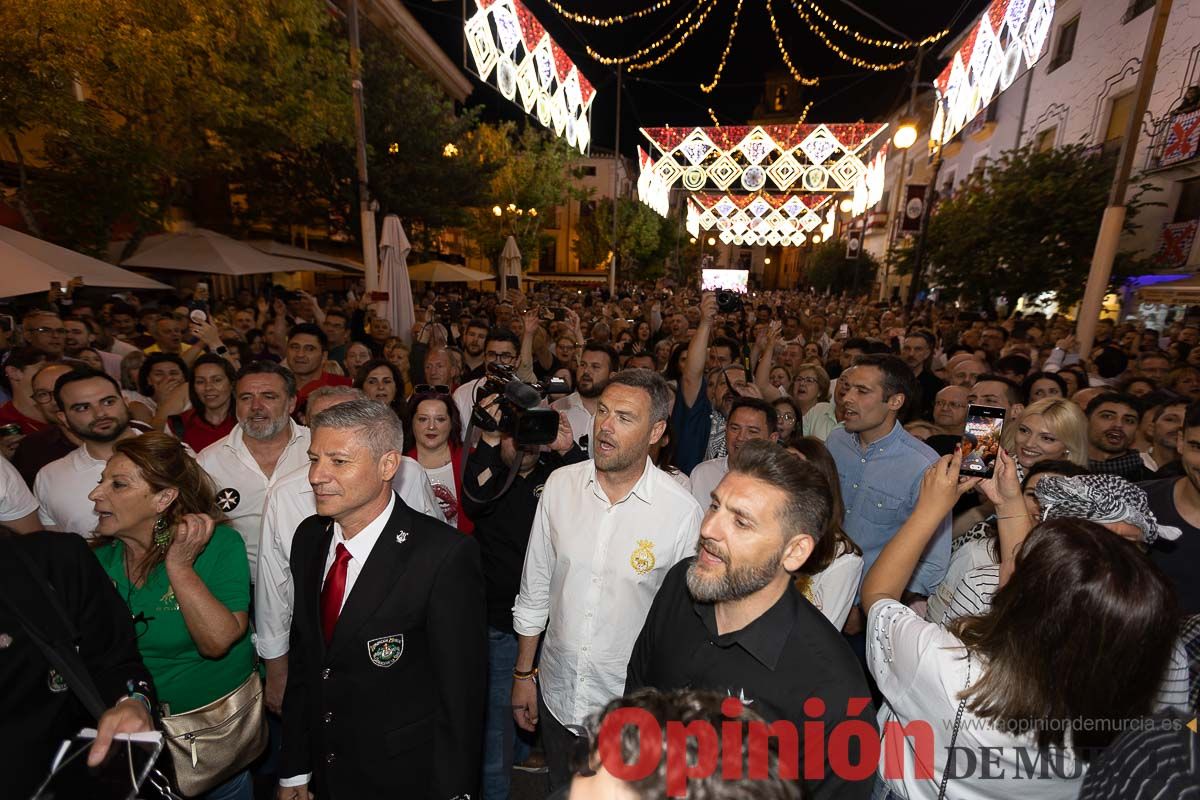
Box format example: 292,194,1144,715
787,0,907,70
700,0,744,92
540,0,677,28
765,0,819,86
799,0,947,49
587,0,718,67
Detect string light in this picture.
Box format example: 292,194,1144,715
787,0,907,70
799,0,946,50
795,99,813,125
708,107,721,126
766,0,819,86
586,0,718,67
540,0,676,28
700,0,744,93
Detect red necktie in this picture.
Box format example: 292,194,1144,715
320,543,352,646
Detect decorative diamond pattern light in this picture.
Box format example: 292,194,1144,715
782,196,805,217
738,132,775,166
464,0,596,154
653,157,683,186
685,193,835,246
708,154,740,190
799,211,822,232
679,131,715,166
714,196,738,217
802,167,828,191
800,128,839,165
748,197,771,217
682,167,707,190
830,155,863,189
766,153,802,190
741,166,766,192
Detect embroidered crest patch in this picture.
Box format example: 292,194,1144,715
216,487,241,512
630,539,656,575
48,668,68,693
367,635,404,667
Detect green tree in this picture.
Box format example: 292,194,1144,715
893,143,1157,307
804,239,880,294
0,0,353,253
464,122,582,270
574,198,666,277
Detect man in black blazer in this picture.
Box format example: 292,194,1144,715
278,398,486,800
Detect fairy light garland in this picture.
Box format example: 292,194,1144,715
788,0,907,71
586,0,718,67
800,0,946,50
766,0,819,86
700,0,744,93
708,107,721,126
540,0,675,28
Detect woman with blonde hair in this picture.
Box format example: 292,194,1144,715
88,433,260,799
1007,397,1089,470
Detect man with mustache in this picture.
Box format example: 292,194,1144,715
511,370,702,790
626,441,875,800
198,361,312,582
550,341,617,454
34,368,142,536
1085,392,1154,481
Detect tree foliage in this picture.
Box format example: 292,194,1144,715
574,198,669,277
805,239,880,294
892,143,1157,307
0,0,353,252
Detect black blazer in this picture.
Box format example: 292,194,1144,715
280,494,486,799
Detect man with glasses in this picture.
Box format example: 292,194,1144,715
453,330,521,441
10,363,78,487
21,310,66,358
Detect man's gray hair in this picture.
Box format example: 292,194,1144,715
307,385,364,407
310,398,404,459
606,369,672,424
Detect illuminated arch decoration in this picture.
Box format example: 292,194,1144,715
640,123,888,194
637,148,672,217
465,0,596,154
687,192,835,246
933,0,1056,146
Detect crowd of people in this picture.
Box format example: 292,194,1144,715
0,277,1198,800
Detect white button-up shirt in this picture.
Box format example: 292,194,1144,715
254,458,445,659
0,454,37,523
197,421,311,579
688,455,728,507
550,391,594,455
513,457,702,728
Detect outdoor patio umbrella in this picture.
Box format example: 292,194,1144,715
121,228,338,275
378,215,416,345
500,235,523,290
0,225,170,298
406,261,496,283
249,240,364,272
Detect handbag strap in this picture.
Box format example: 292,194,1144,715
936,651,972,800
0,539,107,719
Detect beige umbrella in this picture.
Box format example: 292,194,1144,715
249,240,364,272
0,225,170,298
407,261,496,283
121,228,338,275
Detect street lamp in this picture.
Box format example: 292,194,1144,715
707,237,716,246
893,117,919,150
764,257,771,265
492,205,503,217
839,197,854,214
811,234,822,244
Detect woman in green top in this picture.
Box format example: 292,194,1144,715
89,432,256,800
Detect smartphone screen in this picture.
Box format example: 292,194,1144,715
34,729,164,800
961,404,1006,479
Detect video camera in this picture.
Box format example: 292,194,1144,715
470,363,571,446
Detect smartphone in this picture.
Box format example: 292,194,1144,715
961,404,1006,479
838,323,849,338
189,309,208,325
34,728,164,800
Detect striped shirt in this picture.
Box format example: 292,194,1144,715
1077,709,1200,800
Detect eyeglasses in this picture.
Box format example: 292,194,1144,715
32,389,54,403
414,384,450,396
935,400,966,409
486,352,517,365
777,412,797,421
795,376,820,385
31,326,67,336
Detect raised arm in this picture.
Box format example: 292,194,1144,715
681,292,717,409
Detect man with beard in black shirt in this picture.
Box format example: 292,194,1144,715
462,394,586,798
1142,401,1200,614
626,440,875,800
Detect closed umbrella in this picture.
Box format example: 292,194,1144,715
379,215,416,345
0,225,170,297
121,228,338,275
500,235,523,291
406,261,496,283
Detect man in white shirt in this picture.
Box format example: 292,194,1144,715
197,361,311,580
0,455,40,533
550,341,616,453
690,397,780,507
453,329,521,440
511,369,703,789
35,369,142,536
256,386,444,714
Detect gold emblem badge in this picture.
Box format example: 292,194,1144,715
630,539,656,575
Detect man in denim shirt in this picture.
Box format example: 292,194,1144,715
826,354,950,618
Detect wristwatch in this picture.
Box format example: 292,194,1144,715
214,344,229,356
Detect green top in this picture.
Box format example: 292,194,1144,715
95,524,255,714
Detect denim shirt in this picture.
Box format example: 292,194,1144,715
825,420,950,598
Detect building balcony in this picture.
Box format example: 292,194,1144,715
1144,107,1200,173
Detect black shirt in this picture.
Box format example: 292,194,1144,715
460,440,586,632
626,559,876,800
912,368,945,422
12,426,76,488
1142,477,1200,614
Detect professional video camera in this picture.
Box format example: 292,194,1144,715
469,363,571,446
716,290,744,315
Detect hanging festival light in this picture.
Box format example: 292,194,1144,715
798,0,947,50
766,0,820,86
687,192,837,246
464,0,595,154
786,0,907,70
700,0,745,93
539,0,676,27
585,0,719,68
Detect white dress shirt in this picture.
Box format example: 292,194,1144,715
688,455,728,507
255,458,444,659
0,455,37,523
280,492,397,790
197,421,311,580
513,457,702,728
550,391,594,454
